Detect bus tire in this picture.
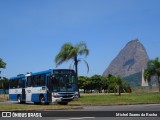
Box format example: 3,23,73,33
58,102,68,105
45,102,49,105
39,95,45,105
34,102,39,105
17,95,22,104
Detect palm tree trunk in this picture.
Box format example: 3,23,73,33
74,56,80,97
74,57,78,79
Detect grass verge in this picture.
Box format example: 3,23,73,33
0,103,82,111
0,95,81,111
69,92,160,105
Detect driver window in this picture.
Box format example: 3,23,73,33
52,77,58,85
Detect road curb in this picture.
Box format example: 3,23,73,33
69,103,160,106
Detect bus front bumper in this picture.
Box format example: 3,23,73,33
52,95,78,103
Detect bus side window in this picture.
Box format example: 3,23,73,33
34,75,39,87
33,76,37,87
15,79,18,88
12,80,15,88
27,77,31,87
31,76,35,87
18,78,22,88
9,80,13,89
40,74,45,86
22,80,25,88
35,75,38,86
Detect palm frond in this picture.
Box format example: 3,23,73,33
54,41,89,77
55,42,74,67
76,41,89,57
69,60,75,70
67,47,77,60
84,59,89,73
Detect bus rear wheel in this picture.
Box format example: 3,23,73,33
58,102,68,105
40,95,45,105
17,96,22,104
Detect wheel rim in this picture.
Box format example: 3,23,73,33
18,96,21,103
40,96,45,104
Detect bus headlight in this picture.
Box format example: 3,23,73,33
52,93,59,98
74,92,79,97
75,92,78,95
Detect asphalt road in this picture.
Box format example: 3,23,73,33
1,117,159,120
80,104,160,111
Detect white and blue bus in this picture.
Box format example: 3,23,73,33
9,69,78,105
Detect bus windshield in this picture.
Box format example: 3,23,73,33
47,74,77,92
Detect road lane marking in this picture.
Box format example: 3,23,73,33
56,117,95,120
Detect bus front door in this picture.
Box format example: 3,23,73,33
22,88,26,102
22,80,26,102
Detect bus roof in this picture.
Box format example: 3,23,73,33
30,69,53,76
10,75,25,80
9,69,75,79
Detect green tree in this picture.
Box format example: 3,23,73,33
107,75,124,95
78,76,87,93
0,77,9,94
107,75,116,93
101,77,109,93
91,75,103,93
0,58,6,79
122,81,131,93
115,76,123,95
78,76,91,93
0,58,6,69
144,57,160,92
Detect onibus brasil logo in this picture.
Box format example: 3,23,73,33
2,112,42,117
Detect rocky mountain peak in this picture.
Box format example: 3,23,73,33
103,39,149,77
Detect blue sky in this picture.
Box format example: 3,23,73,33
0,0,160,78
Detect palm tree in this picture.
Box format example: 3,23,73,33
55,41,89,75
55,41,89,95
144,57,160,92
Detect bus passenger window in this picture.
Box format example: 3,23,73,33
40,75,45,86
27,77,31,87
18,79,22,88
